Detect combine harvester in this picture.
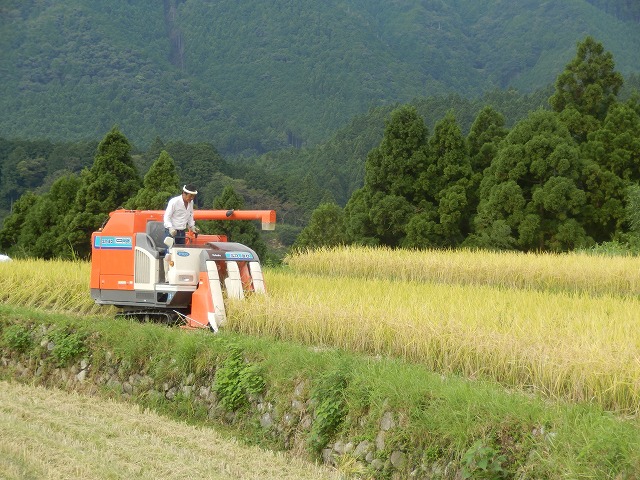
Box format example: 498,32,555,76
90,208,276,332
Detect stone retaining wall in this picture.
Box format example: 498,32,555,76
0,322,452,479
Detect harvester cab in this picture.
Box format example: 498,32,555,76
90,208,275,331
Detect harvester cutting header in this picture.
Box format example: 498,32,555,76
90,208,276,332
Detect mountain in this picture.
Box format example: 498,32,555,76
1,0,639,154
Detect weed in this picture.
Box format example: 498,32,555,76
48,328,87,367
2,324,32,353
461,439,507,479
308,364,350,453
214,344,265,412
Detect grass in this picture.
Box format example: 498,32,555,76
0,380,339,480
2,247,640,412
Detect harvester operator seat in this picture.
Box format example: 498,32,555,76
146,221,167,256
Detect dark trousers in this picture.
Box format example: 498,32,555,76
164,228,186,252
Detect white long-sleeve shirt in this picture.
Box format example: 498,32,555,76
163,195,195,230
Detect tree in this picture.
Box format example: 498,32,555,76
0,147,26,212
292,202,347,250
406,111,472,248
63,126,142,258
18,174,82,258
472,110,592,252
0,191,38,255
549,36,624,141
125,150,180,210
165,141,229,203
467,107,508,173
344,105,428,247
580,100,640,241
205,185,268,261
466,106,508,236
343,187,378,246
364,105,428,201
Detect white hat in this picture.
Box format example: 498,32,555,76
183,184,198,195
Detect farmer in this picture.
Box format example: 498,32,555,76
163,184,200,246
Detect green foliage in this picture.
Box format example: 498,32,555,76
292,202,347,251
204,186,268,260
345,105,429,247
18,174,83,259
471,109,592,252
4,308,640,476
63,126,141,258
2,2,640,155
550,36,624,141
0,191,38,255
125,150,180,210
308,365,350,453
461,440,507,479
2,324,33,353
48,328,87,367
213,344,265,412
410,111,473,248
626,184,640,235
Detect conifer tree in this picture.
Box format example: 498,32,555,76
405,112,472,248
472,110,592,251
343,188,378,246
63,126,141,258
465,106,508,237
549,36,623,141
0,191,38,255
292,202,346,250
125,150,180,210
344,105,428,247
18,174,82,258
580,100,640,241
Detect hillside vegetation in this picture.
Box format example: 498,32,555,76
1,0,639,153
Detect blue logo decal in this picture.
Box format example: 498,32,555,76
177,251,190,257
225,251,253,260
96,236,132,250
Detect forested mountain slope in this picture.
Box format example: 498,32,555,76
1,0,639,154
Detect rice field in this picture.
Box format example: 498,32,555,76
0,380,339,480
2,247,640,415
284,245,640,297
0,259,103,315
229,246,640,415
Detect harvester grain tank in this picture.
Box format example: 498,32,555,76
90,208,276,331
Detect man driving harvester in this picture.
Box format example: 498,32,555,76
164,184,200,246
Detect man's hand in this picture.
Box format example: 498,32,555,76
169,228,177,237
190,226,200,234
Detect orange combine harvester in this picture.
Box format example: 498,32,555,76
90,208,276,332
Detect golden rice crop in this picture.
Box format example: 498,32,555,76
285,245,640,297
228,269,640,414
0,259,105,315
3,249,640,415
